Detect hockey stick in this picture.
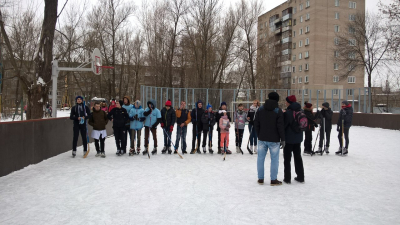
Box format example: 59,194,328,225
163,127,183,159
246,108,256,155
83,100,90,158
323,118,326,155
312,124,320,155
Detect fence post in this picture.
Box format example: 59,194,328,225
331,90,334,111
309,89,311,103
358,88,361,112
206,88,209,105
192,89,194,109
220,89,222,106
179,88,181,108
316,90,319,109
363,88,366,113
172,88,175,107
185,89,188,107
368,87,371,113
301,89,305,106
338,89,341,111
160,88,163,107
247,89,250,109
150,87,152,100
260,90,263,101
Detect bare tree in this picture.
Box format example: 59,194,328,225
379,0,400,60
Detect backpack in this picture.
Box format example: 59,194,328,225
291,110,308,133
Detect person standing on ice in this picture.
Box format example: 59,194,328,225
107,100,129,156
303,102,318,156
216,102,231,154
161,100,176,154
108,99,116,112
174,101,191,154
122,96,134,155
88,102,108,158
314,102,333,154
336,101,353,155
201,103,216,154
219,110,232,154
143,99,161,155
254,92,285,186
70,96,91,157
129,100,145,155
190,100,204,154
234,103,247,153
283,95,305,184
247,100,260,154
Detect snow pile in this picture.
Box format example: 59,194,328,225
37,77,46,86
0,125,399,224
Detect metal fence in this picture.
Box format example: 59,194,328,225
140,85,372,113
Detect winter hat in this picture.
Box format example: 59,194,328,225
342,100,349,106
118,100,124,106
135,100,141,107
165,100,172,107
322,102,329,108
286,95,297,104
221,102,227,107
75,96,83,102
123,96,131,105
207,103,212,110
304,101,312,108
268,92,280,102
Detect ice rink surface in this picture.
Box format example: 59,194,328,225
1,124,400,225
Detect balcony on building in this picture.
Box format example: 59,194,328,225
275,27,282,35
274,18,282,24
275,39,281,45
282,82,291,89
280,60,291,66
280,72,292,79
282,26,292,32
282,37,292,44
282,14,292,22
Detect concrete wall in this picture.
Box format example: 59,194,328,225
331,113,400,130
0,118,114,177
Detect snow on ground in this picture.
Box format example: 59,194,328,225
0,124,400,225
0,110,71,122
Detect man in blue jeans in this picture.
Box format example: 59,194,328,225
254,92,285,186
174,101,191,154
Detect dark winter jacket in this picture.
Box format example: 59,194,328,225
70,103,91,125
338,105,353,128
216,107,231,131
247,105,259,125
89,108,108,130
303,107,318,132
107,107,129,128
161,107,176,128
254,100,285,143
201,111,216,131
176,108,191,126
283,102,304,144
191,101,205,130
315,108,333,131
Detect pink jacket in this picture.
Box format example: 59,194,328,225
219,116,230,134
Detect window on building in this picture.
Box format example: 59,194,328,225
334,37,339,45
349,1,356,9
349,39,356,46
300,28,303,35
57,100,61,105
306,26,310,33
306,13,310,20
293,19,297,26
305,63,309,70
334,25,340,32
335,0,340,7
349,64,355,71
305,75,309,83
349,27,355,34
334,63,339,70
57,92,60,96
299,40,303,47
347,89,354,96
293,66,296,72
299,65,303,71
299,53,303,59
293,42,296,49
300,4,303,11
293,7,297,14
300,16,303,23
349,14,355,21
333,89,339,95
298,77,303,83
306,0,310,8
348,76,356,83
292,78,296,84
334,51,339,57
335,12,340,19
293,31,296,37
292,55,296,61
349,52,356,59
49,91,52,95
304,89,309,95
305,38,309,45
305,51,309,58
334,76,339,82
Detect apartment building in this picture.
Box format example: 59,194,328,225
258,0,365,108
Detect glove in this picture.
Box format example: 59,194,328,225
161,123,165,128
280,141,286,149
129,117,134,121
169,125,173,132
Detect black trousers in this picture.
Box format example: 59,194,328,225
319,128,331,148
192,125,202,149
235,129,244,147
114,127,127,151
304,130,312,152
338,127,350,149
202,130,213,147
95,134,105,153
284,143,304,181
72,124,87,151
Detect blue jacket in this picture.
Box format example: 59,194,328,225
129,105,145,130
283,102,304,144
143,99,161,128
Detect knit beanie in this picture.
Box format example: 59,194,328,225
165,100,172,107
207,103,212,110
268,92,280,102
75,96,83,102
286,95,297,104
304,101,312,108
322,102,329,108
221,102,227,107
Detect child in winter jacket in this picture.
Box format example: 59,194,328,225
175,101,191,154
314,102,333,154
201,103,216,153
216,102,231,154
89,102,108,158
234,104,247,153
160,100,176,154
219,110,232,154
129,100,145,155
303,102,318,155
336,101,353,155
107,100,129,156
143,99,162,155
247,100,260,153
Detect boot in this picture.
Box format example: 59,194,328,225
196,148,201,154
142,147,148,155
95,152,101,157
294,177,305,183
209,147,213,154
226,149,232,154
217,148,222,154
174,148,178,154
342,148,348,155
129,148,135,156
190,149,196,154
270,179,283,186
236,146,240,153
203,147,207,154
168,147,172,154
315,147,323,154
151,148,157,155
101,152,106,158
72,151,76,157
116,149,122,156
137,147,141,155
182,149,188,154
325,147,330,154
335,147,343,155
257,179,264,185
254,146,257,154
162,146,167,154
